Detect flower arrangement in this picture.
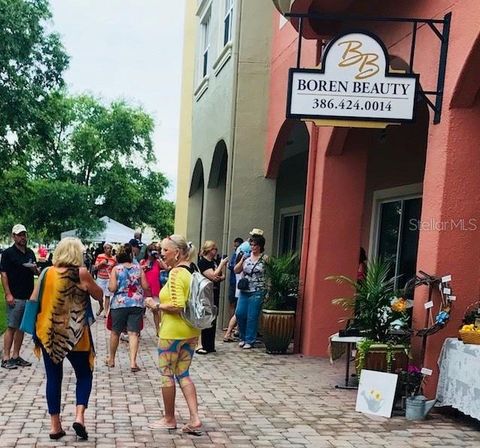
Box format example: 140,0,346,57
327,259,412,342
462,301,480,325
396,364,425,397
458,301,480,344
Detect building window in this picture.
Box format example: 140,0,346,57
200,9,211,78
223,0,234,46
279,212,303,255
375,196,422,289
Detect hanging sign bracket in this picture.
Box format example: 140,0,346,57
285,12,451,124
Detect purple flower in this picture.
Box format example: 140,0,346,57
407,364,421,374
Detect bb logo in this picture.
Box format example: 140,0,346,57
337,40,379,80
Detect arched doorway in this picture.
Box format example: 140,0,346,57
271,121,310,256
204,140,228,249
188,158,205,249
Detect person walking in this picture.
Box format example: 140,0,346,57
196,240,228,354
1,224,38,369
93,242,116,317
140,243,167,332
32,237,103,440
106,243,150,371
144,235,202,435
234,230,268,349
133,231,146,261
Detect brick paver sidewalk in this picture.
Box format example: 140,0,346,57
1,307,480,447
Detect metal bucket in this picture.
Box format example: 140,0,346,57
405,396,427,420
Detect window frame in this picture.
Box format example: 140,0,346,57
200,7,211,79
369,183,423,288
277,206,304,256
223,0,234,46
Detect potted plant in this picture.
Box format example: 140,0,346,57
327,259,411,372
261,252,299,354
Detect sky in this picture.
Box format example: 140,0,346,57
49,0,186,201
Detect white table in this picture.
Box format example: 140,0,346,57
436,338,480,420
330,333,365,389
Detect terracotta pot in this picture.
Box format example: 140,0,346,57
261,310,295,354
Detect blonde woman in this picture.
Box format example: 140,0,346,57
195,240,228,354
32,237,103,440
144,235,203,435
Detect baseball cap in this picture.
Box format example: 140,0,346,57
12,224,27,234
128,238,140,248
249,228,264,236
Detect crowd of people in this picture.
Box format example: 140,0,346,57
0,223,268,440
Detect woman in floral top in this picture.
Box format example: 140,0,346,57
107,243,150,372
234,233,267,349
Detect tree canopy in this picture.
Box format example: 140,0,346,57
0,1,174,242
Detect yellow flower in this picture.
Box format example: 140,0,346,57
391,298,407,312
370,389,382,401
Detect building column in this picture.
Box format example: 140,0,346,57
299,127,370,356
414,104,480,396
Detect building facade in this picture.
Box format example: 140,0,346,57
268,0,480,395
175,0,276,323
176,0,480,394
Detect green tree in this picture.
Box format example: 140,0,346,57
26,93,174,240
24,179,104,242
0,0,69,167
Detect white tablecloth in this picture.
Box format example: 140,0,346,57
436,337,480,420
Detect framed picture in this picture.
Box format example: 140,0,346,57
356,369,398,418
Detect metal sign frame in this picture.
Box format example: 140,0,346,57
285,12,451,124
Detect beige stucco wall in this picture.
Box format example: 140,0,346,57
174,0,197,236
181,0,276,254
187,0,237,251
227,0,276,251
180,0,275,326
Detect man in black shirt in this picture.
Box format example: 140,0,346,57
0,224,39,369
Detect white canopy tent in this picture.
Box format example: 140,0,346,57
60,216,151,244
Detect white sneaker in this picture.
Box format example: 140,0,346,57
243,344,252,349
238,341,245,347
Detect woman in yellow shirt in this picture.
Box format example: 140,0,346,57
145,235,202,435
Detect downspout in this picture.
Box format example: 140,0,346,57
221,0,243,324
294,122,318,353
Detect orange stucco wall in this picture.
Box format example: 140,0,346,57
266,0,480,396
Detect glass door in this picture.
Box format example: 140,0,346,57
376,197,422,289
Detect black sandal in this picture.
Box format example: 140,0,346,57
195,348,208,355
73,422,88,440
49,429,66,440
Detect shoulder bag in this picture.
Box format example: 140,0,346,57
20,267,49,335
237,255,263,291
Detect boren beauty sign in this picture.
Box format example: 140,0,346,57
287,32,419,124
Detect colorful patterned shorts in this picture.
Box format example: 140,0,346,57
157,337,198,387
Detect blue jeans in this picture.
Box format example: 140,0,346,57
235,290,264,345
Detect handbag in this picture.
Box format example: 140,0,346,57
20,267,49,335
237,277,250,291
237,255,264,291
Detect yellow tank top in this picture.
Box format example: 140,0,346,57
159,266,200,339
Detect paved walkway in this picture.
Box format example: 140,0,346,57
1,307,480,448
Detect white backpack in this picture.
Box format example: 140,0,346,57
180,265,217,330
